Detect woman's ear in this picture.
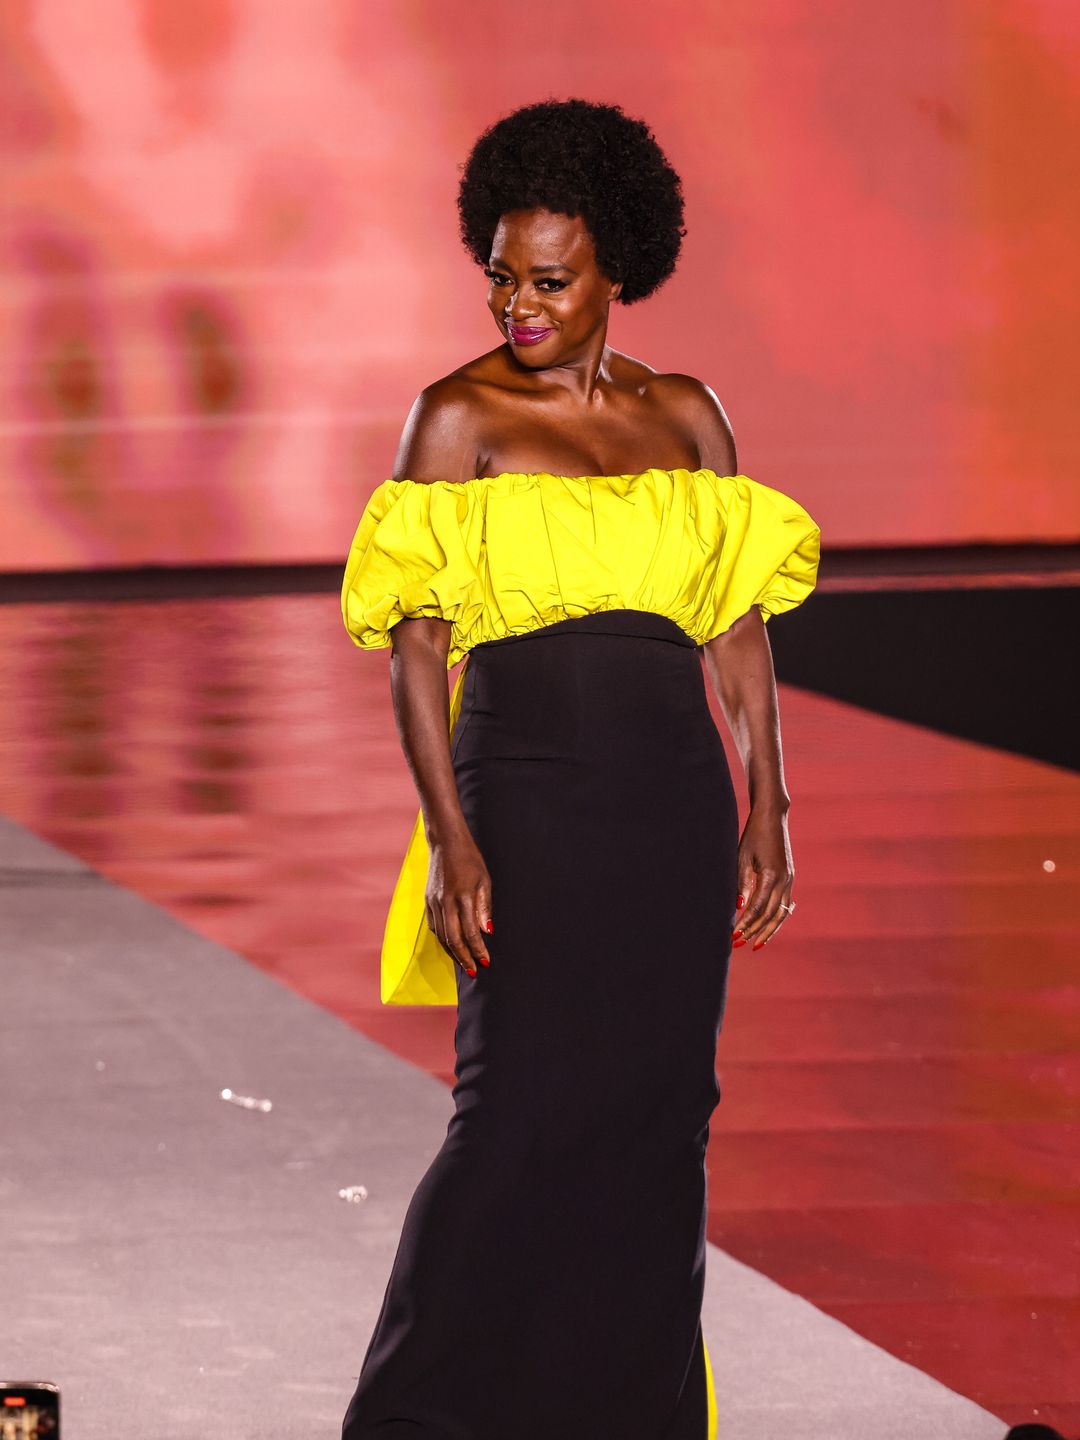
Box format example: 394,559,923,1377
609,279,624,303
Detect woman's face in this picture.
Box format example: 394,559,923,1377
485,208,622,367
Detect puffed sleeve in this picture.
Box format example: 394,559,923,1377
696,473,821,639
340,479,487,656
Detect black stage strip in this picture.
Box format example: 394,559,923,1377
1,541,1078,605
768,585,1079,775
0,562,338,604
1,550,1077,773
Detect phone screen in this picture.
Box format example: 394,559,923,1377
0,1386,60,1440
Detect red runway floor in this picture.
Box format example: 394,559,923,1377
1,593,1076,1429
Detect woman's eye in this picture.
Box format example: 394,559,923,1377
483,270,566,292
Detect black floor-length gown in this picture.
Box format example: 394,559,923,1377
338,464,821,1438
342,610,738,1439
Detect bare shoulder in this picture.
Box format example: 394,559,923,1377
646,370,739,476
391,371,488,484
392,346,529,482
603,350,738,474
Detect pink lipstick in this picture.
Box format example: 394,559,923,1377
507,323,554,346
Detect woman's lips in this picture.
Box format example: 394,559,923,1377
507,323,554,346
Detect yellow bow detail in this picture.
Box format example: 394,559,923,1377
379,657,471,1005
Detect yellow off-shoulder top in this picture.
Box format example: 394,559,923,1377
341,467,821,1006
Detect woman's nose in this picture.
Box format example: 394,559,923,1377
505,291,540,321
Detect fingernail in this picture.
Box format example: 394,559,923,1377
733,938,747,948
479,956,490,967
751,942,765,951
736,895,745,909
484,919,493,933
732,929,743,940
466,966,477,977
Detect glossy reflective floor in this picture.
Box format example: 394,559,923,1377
1,593,1076,1431
1,814,1004,1440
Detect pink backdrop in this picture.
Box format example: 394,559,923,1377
2,0,1078,570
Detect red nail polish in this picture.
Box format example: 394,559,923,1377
733,938,746,948
484,919,493,934
466,967,477,977
479,956,490,967
732,929,743,940
736,895,745,909
751,942,764,951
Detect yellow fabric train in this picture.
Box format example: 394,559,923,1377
341,467,821,1007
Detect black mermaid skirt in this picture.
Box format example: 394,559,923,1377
342,610,740,1440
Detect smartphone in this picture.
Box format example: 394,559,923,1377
0,1384,60,1439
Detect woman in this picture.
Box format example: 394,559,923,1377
340,98,821,1439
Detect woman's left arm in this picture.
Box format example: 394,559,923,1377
671,374,795,950
702,611,794,950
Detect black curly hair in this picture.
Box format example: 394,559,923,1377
457,98,686,306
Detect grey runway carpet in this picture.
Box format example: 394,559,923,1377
1,816,1005,1439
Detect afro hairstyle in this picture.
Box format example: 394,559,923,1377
457,98,686,305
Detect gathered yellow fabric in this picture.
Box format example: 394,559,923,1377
341,467,821,1005
342,468,821,667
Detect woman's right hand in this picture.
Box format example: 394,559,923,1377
424,828,493,978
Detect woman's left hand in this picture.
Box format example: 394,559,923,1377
732,805,795,951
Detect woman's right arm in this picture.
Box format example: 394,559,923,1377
386,380,492,979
